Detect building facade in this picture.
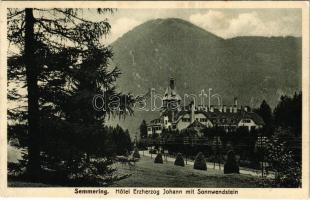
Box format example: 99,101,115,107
147,78,265,137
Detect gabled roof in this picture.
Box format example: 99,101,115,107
149,118,161,125
241,112,265,125
187,120,206,129
208,112,240,126
173,109,265,126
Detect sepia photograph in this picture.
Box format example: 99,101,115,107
1,1,309,198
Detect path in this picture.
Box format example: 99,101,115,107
139,150,274,178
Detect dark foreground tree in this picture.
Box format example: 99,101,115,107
8,8,134,183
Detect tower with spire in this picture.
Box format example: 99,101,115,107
161,78,181,124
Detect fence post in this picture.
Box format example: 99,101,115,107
184,137,189,165
186,153,187,165
261,136,264,178
217,138,221,170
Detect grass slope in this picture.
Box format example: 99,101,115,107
112,156,262,187
8,156,264,187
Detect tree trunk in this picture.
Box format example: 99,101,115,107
86,153,90,163
25,8,41,180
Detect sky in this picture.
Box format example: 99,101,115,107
97,8,302,44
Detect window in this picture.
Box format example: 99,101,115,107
155,127,161,131
200,118,208,122
182,118,190,122
242,119,251,123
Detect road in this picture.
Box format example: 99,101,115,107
139,150,275,178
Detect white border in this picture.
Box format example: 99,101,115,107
0,1,309,199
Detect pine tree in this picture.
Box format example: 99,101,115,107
255,100,273,136
7,8,134,182
273,92,301,136
139,120,148,139
265,132,301,187
272,93,302,163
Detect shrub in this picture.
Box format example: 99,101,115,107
154,153,163,164
149,149,157,154
132,147,140,159
174,153,185,167
224,150,239,174
193,152,207,170
8,162,24,177
265,134,301,187
68,158,117,186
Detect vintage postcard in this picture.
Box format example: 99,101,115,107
0,1,309,199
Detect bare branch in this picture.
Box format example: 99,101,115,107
7,9,24,19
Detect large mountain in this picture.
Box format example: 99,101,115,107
108,18,301,136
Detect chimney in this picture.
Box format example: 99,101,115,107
170,78,175,90
234,97,238,106
233,107,237,113
210,105,214,112
223,105,227,113
190,101,195,123
233,97,238,113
